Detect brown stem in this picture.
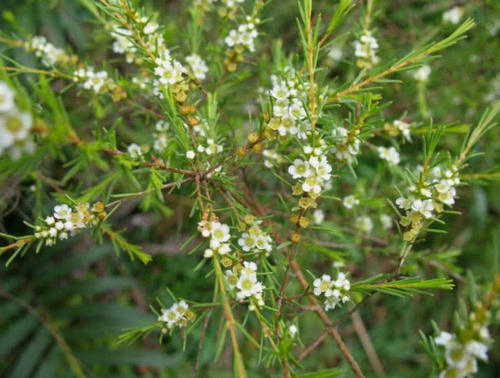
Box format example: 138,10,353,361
289,258,365,378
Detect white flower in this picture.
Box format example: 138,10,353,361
354,33,379,65
413,65,431,81
328,46,343,62
144,21,159,34
380,214,392,230
54,204,72,221
444,342,469,370
236,273,258,299
127,143,143,159
312,209,324,224
394,120,412,141
377,146,400,165
0,111,33,150
28,36,69,67
288,325,298,338
111,27,135,60
186,150,195,159
443,7,464,25
186,54,209,81
288,159,311,179
313,274,332,296
159,301,191,330
355,216,373,233
155,59,186,86
465,341,488,361
0,81,15,112
81,70,109,93
210,222,231,245
302,176,321,194
435,331,453,346
343,195,359,209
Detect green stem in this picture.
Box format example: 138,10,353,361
213,256,247,378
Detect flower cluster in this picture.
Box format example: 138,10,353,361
111,27,136,63
186,54,209,81
26,36,76,67
224,16,259,71
434,302,491,378
313,272,351,311
198,220,232,258
225,261,265,311
158,300,195,333
237,216,273,255
396,165,460,241
288,140,333,209
196,138,224,156
331,126,360,162
153,50,189,101
354,32,379,69
377,146,400,165
265,67,310,139
262,149,284,168
110,9,162,60
384,119,412,142
0,81,35,160
34,202,106,246
74,67,119,95
152,120,169,152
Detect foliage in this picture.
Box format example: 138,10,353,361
0,0,499,377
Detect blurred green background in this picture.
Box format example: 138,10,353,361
0,0,499,377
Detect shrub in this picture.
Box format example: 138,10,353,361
0,0,499,377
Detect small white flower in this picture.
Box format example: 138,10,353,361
394,120,412,141
186,54,209,81
355,216,373,233
377,146,400,165
210,222,231,244
465,340,488,361
0,81,16,112
328,46,343,62
288,159,311,179
0,111,33,150
127,143,143,159
413,65,431,81
443,7,464,25
54,204,72,221
435,331,453,346
354,33,379,65
380,214,392,230
444,342,469,370
343,195,360,209
203,248,214,258
313,274,332,296
288,325,298,338
312,209,324,224
186,150,196,159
